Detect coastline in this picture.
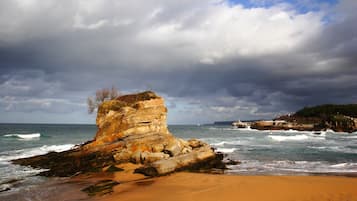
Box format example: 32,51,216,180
94,172,357,201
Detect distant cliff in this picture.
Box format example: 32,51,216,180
274,104,357,133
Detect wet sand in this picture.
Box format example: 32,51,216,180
97,172,357,201
0,177,93,201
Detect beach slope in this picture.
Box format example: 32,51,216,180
99,173,357,201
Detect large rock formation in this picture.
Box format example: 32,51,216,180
13,91,224,176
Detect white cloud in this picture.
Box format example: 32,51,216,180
0,0,323,64
73,15,109,30
0,79,31,92
134,2,322,65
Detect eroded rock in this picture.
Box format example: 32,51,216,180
12,91,224,176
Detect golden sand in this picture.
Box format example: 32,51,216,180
95,172,357,201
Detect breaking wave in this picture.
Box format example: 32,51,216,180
0,144,75,163
228,160,357,174
211,140,247,147
0,144,75,193
268,134,309,142
215,148,237,153
4,133,41,140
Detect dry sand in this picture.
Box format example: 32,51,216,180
96,172,357,201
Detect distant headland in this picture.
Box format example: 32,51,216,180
232,104,357,133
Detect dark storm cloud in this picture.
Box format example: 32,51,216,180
0,0,356,123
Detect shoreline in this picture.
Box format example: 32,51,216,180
2,164,357,201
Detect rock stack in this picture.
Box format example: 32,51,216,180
13,91,224,176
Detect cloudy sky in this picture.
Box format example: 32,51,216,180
0,0,356,124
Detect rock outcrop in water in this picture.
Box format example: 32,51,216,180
244,104,357,133
273,104,357,133
13,91,224,176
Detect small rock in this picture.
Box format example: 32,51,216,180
149,159,178,175
82,180,120,196
105,165,124,173
135,146,220,176
225,159,240,165
188,139,204,148
113,150,132,162
164,140,182,156
140,151,170,163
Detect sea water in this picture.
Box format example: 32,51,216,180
0,124,96,195
170,125,357,175
1,124,357,196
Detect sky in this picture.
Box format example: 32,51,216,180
0,0,356,124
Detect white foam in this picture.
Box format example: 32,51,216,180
211,140,246,147
211,141,226,146
4,133,41,139
207,126,259,132
228,160,357,174
268,134,309,142
285,129,302,133
330,163,348,168
326,129,352,135
340,135,357,139
0,144,74,190
207,127,222,130
232,126,259,132
309,146,357,154
0,144,75,162
215,148,236,153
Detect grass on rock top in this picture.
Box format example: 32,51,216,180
98,91,160,114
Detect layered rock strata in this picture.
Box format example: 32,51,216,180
13,91,224,176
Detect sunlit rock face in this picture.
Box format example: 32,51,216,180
87,91,221,175
92,91,170,147
85,91,195,163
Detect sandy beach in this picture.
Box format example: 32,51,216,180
95,172,357,201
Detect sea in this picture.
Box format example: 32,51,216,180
1,124,357,199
